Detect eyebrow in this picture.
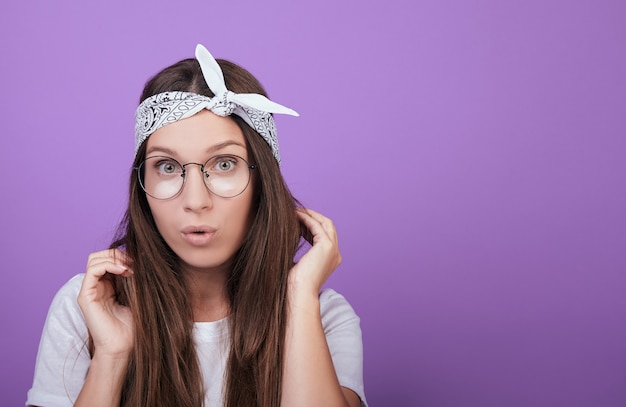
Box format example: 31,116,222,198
146,140,247,157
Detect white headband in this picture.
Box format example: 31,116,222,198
134,44,299,163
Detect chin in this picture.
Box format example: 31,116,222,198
179,253,235,273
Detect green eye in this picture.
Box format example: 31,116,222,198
218,160,234,171
155,160,181,175
209,156,238,173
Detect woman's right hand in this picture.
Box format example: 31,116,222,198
77,249,134,360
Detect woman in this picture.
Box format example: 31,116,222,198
27,44,366,407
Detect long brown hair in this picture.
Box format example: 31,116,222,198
105,57,301,406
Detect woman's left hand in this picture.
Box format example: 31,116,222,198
282,209,358,406
289,208,342,296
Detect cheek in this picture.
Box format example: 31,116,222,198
224,192,256,240
146,201,174,236
225,199,254,233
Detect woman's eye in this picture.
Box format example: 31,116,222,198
218,160,234,171
157,161,179,174
211,157,238,172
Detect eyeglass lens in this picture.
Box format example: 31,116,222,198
138,155,251,199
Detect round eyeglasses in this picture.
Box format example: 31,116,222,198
135,154,256,200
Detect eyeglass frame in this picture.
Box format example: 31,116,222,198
134,154,257,200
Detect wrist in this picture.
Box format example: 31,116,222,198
287,274,319,300
287,281,321,317
75,350,129,406
91,349,132,366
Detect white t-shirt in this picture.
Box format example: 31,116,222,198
26,274,367,406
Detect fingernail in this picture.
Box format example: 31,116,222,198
116,263,128,270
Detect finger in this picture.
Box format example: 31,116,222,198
296,209,316,244
86,253,133,279
83,261,133,298
297,212,339,252
79,262,133,309
87,255,126,268
87,249,131,267
297,208,338,242
297,208,336,233
89,262,134,278
296,210,327,241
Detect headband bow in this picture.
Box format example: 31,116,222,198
134,44,298,163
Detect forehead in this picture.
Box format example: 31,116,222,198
146,110,247,158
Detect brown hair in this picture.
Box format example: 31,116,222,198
105,57,301,406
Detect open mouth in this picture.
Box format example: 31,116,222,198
181,225,217,246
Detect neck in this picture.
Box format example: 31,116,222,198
183,264,231,322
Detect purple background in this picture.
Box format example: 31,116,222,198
2,1,625,406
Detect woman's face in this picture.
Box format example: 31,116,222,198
144,110,255,273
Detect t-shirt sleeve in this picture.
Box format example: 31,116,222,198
320,288,368,407
26,274,90,407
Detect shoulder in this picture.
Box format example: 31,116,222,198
49,274,84,313
318,288,367,406
54,273,84,300
44,274,86,333
319,288,361,333
26,275,89,406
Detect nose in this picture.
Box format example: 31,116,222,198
180,163,213,212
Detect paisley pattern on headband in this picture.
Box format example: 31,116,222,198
134,44,298,165
135,92,203,142
135,91,282,163
241,107,280,163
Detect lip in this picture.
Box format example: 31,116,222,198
181,225,217,246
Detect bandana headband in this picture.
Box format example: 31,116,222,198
134,44,299,163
